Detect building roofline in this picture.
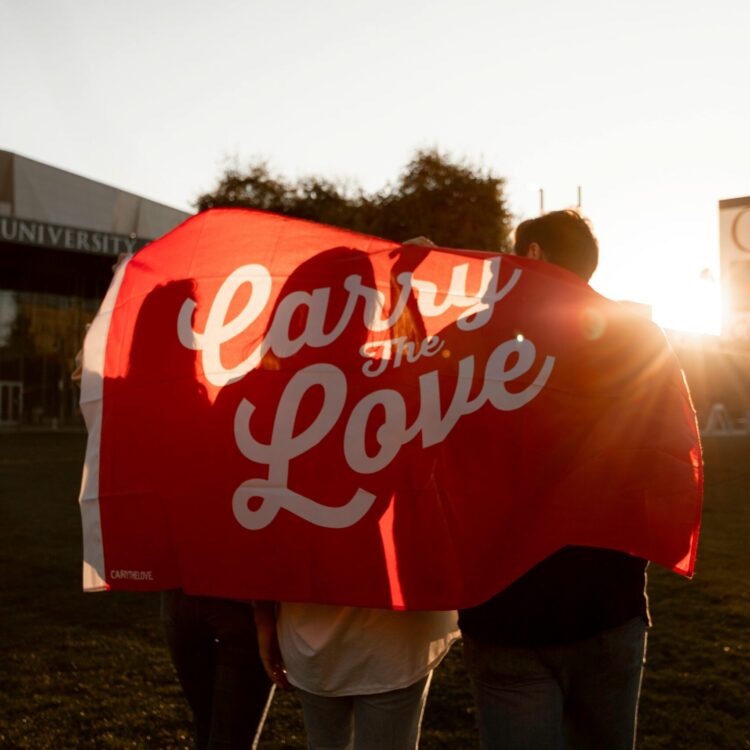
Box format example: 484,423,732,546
0,148,190,240
0,148,191,214
719,196,750,209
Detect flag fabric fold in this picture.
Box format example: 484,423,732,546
78,208,702,609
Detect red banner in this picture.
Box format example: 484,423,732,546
78,209,703,609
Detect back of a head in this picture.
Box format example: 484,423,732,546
513,209,599,282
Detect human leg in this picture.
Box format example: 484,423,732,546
202,597,274,750
463,635,564,750
161,591,274,750
161,589,215,750
296,689,355,750
549,617,647,750
350,672,432,750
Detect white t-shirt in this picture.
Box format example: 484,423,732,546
277,603,459,697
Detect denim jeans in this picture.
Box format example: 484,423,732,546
463,617,647,750
161,590,274,750
295,672,432,750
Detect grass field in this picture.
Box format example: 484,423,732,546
0,433,748,749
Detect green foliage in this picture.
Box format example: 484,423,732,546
195,164,360,231
195,149,512,252
371,149,511,251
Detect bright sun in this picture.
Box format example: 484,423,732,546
651,275,723,336
592,267,723,337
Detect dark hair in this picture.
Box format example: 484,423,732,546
513,209,598,281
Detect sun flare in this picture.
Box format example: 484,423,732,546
652,275,722,336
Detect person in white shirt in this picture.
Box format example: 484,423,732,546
254,601,458,750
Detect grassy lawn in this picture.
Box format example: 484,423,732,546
0,433,747,749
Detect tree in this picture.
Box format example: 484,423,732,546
195,162,290,214
195,149,512,252
368,149,512,251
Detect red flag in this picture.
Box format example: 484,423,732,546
78,209,702,609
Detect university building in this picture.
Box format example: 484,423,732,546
0,150,189,427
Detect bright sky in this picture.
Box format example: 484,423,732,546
2,0,749,334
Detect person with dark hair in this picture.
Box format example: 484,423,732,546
513,209,599,282
458,210,650,750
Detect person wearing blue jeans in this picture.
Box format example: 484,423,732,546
254,601,458,750
295,672,433,750
462,585,647,750
458,212,650,750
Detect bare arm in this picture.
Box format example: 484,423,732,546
253,601,291,689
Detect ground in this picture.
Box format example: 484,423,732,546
0,433,747,749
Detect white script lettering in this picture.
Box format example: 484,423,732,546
232,364,377,530
231,340,554,527
178,256,520,386
359,335,445,377
174,256,555,531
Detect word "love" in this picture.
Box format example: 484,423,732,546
231,338,554,531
